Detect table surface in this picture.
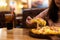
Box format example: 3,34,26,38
0,28,60,40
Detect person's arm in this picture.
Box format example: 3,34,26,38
26,8,48,27
35,9,48,19
35,8,54,26
34,8,54,26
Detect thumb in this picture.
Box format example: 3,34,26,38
27,16,32,20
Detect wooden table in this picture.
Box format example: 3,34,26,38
0,28,60,40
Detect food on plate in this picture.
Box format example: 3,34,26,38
30,18,46,26
31,26,60,34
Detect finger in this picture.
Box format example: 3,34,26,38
26,19,32,24
27,16,32,20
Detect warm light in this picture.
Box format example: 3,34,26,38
0,2,7,7
21,0,27,3
28,0,32,8
0,0,5,2
0,0,7,7
18,4,23,8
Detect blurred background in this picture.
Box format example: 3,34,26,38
0,0,51,28
0,0,50,11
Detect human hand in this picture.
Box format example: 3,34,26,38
26,16,32,25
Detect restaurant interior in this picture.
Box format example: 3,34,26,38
0,0,60,40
